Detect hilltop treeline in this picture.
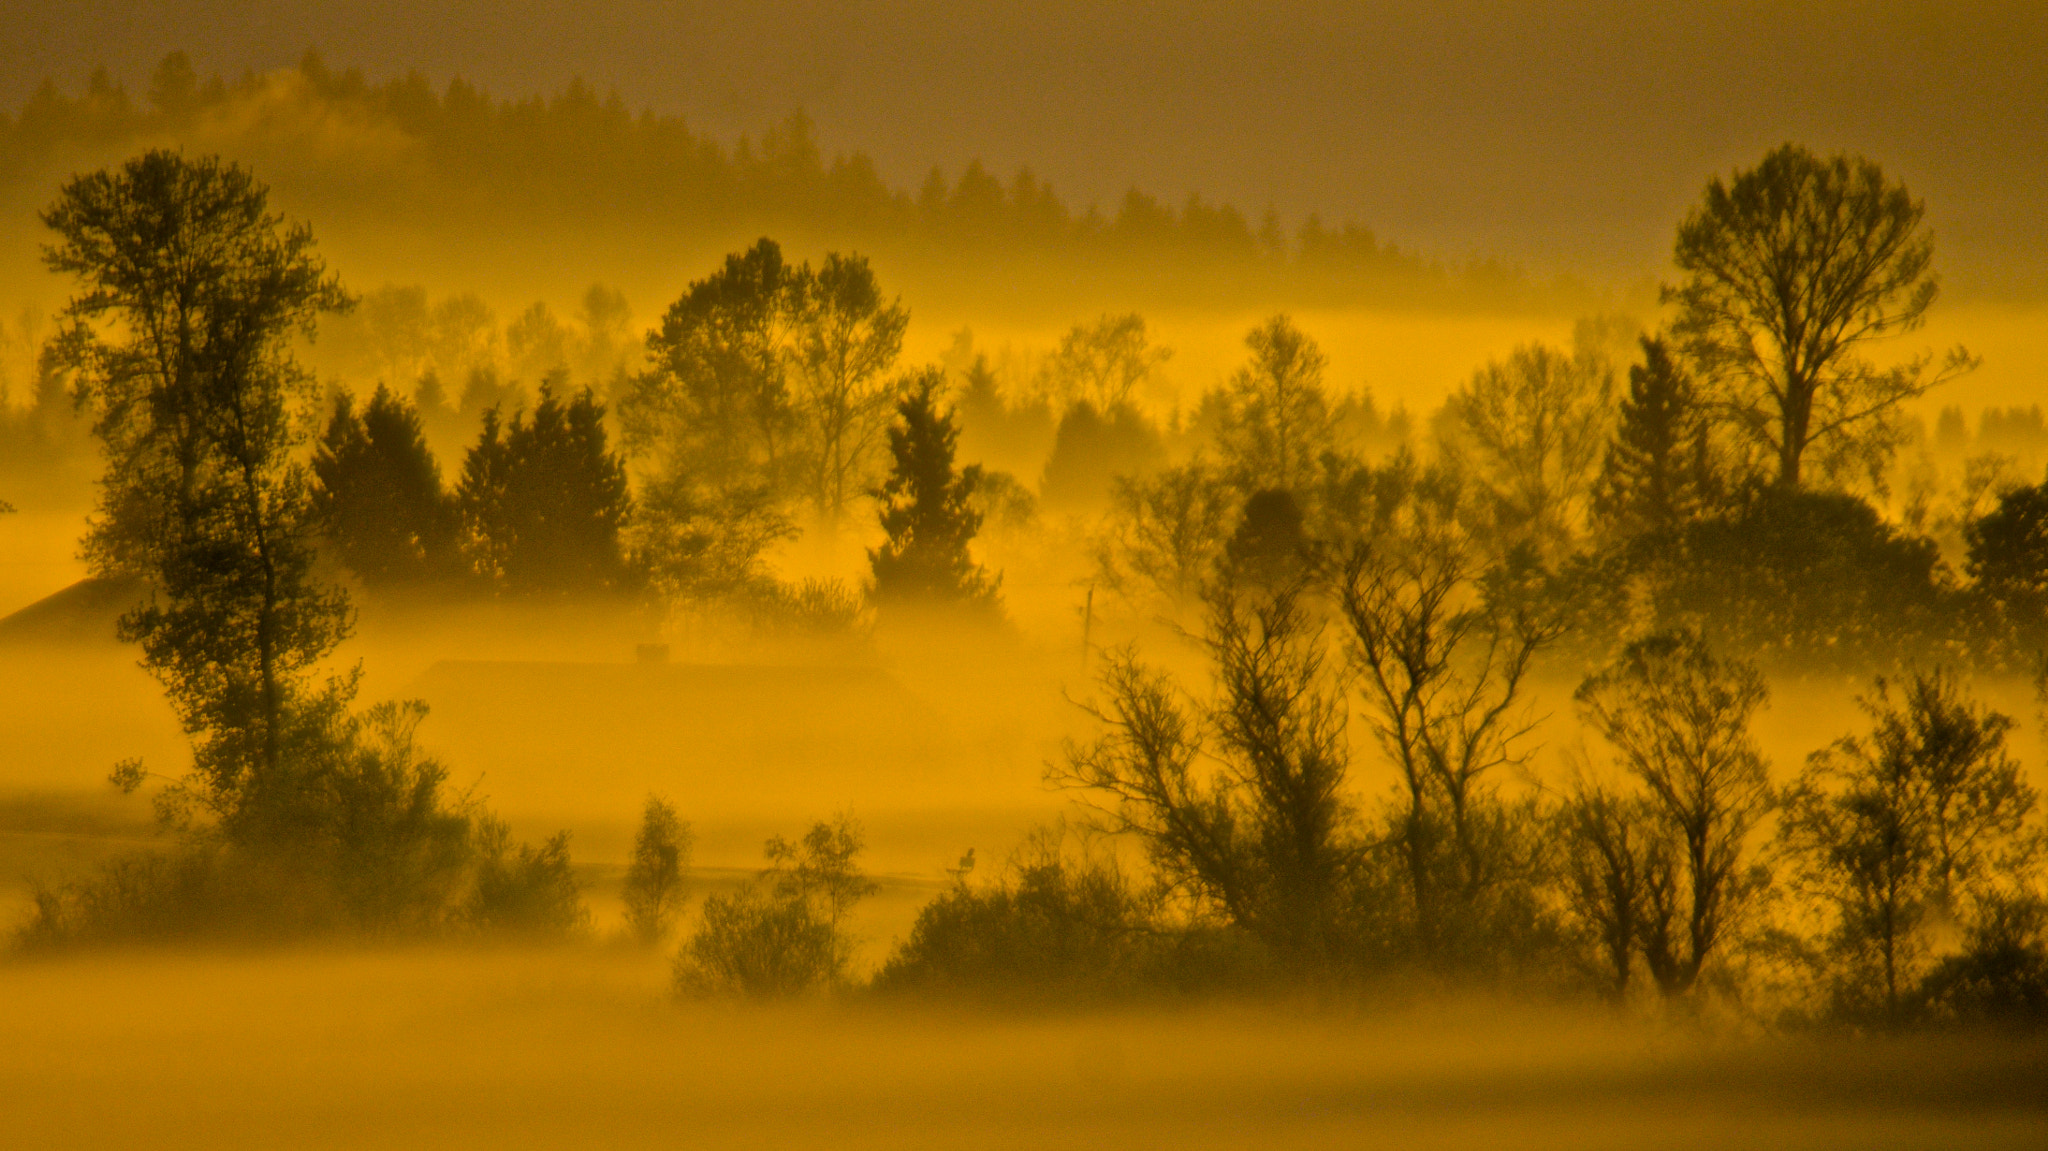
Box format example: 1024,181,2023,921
0,53,1562,312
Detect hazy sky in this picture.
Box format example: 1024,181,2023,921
7,1,2045,291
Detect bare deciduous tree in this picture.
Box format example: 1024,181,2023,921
1576,630,1772,997
1057,577,1362,965
1339,536,1555,956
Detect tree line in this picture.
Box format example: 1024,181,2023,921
0,52,1557,311
13,139,2048,1031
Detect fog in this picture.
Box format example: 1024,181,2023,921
6,16,2048,1148
4,948,2044,1150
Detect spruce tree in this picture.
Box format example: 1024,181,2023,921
312,384,459,589
1592,336,1718,544
868,369,999,611
456,377,633,595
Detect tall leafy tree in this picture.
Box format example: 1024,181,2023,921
1037,312,1171,412
42,150,353,838
868,369,999,611
456,379,633,596
1667,144,1973,489
786,252,909,518
622,237,798,495
312,384,459,589
1440,342,1611,559
620,239,799,597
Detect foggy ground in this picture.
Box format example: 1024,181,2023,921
0,944,2041,1150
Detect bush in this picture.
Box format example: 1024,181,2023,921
677,886,844,997
1915,898,2048,1031
1662,488,1960,671
19,847,267,949
13,700,564,949
673,817,877,998
874,833,1153,999
622,795,691,946
465,818,588,939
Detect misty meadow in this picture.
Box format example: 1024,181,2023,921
2,44,2046,1150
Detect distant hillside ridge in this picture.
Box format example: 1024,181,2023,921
0,52,1589,316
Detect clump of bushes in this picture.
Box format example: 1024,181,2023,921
16,701,587,950
673,816,876,998
874,829,1158,1000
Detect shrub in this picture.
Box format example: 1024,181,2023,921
465,818,589,939
1915,897,2048,1031
673,816,876,998
622,795,691,945
874,833,1152,999
13,700,540,949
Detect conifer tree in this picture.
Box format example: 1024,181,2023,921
868,369,999,611
456,378,633,595
312,384,459,588
1591,336,1719,544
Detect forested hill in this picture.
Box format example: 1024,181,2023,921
0,52,1581,317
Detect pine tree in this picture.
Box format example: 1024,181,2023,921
312,384,459,589
456,377,633,595
1592,336,1719,544
868,369,999,611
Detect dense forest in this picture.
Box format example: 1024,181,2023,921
4,58,2047,1040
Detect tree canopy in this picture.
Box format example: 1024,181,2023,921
1666,144,1971,489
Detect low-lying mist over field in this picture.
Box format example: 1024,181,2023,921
5,21,2048,1148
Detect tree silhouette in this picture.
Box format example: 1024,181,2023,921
1779,672,2039,1024
623,794,692,946
1038,399,1166,511
786,252,909,518
1660,488,1953,671
43,150,354,839
1592,336,1721,544
1057,577,1362,968
312,384,460,589
1214,315,1333,495
623,238,798,495
1037,313,1171,412
1440,342,1611,559
1667,144,1973,488
1966,480,2048,652
868,369,1000,611
1576,630,1773,998
456,379,633,595
620,239,802,598
1340,536,1556,962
